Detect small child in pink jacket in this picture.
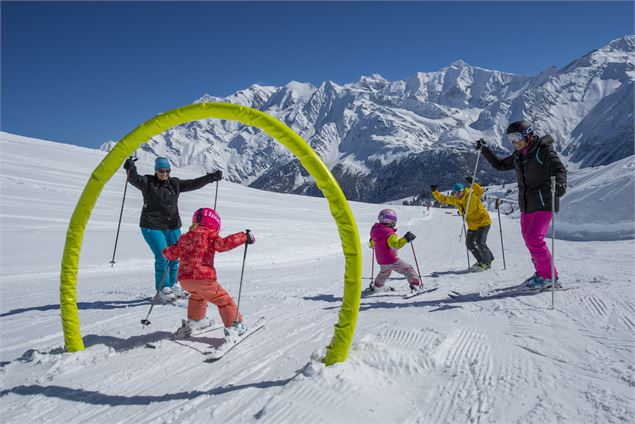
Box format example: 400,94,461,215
369,209,421,293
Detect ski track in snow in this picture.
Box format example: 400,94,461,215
1,133,634,423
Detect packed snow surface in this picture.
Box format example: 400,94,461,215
1,133,633,423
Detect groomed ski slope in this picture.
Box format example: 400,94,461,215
1,133,633,424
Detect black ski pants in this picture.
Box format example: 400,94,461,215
466,225,494,265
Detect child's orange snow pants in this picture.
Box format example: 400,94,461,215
180,279,242,327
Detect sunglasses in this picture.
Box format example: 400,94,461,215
508,132,525,144
156,169,171,174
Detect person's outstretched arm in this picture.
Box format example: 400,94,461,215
212,231,249,252
179,170,223,192
476,139,515,171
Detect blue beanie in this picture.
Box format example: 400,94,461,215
453,183,464,193
155,157,171,170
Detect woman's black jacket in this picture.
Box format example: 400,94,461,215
481,135,567,213
127,167,213,230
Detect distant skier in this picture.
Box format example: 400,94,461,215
368,209,421,293
163,207,255,337
476,120,567,289
123,156,222,302
431,179,494,271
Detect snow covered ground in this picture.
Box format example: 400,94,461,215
1,132,634,423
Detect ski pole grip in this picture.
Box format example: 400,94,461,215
495,198,500,209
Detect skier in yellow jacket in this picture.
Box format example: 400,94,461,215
431,178,494,271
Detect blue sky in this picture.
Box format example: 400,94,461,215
2,1,633,148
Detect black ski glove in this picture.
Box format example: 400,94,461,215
208,170,223,182
465,176,474,185
475,138,487,152
430,185,438,192
245,231,256,244
403,231,416,243
123,157,137,171
555,183,566,197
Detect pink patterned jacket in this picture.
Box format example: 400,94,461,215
163,225,247,281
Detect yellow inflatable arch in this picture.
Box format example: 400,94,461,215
60,102,362,365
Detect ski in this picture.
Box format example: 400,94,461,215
172,317,265,359
448,285,573,299
173,321,225,339
204,318,266,363
403,286,439,299
515,285,572,294
144,322,224,349
361,286,398,297
363,272,439,281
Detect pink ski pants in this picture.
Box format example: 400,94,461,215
520,211,558,279
374,259,421,287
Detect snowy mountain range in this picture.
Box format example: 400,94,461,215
101,35,635,202
1,132,634,423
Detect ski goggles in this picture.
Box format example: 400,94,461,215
507,132,525,144
156,168,171,174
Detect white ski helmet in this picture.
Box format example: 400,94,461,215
378,208,397,226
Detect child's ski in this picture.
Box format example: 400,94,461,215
363,272,439,281
173,320,224,339
361,286,398,297
403,286,439,299
205,318,266,363
144,322,224,349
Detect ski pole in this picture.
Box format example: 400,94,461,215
370,246,376,288
463,220,471,270
460,150,481,270
460,149,481,239
110,157,136,266
141,260,173,326
410,242,423,284
550,177,556,309
458,215,466,241
495,198,506,269
234,229,251,324
213,181,219,210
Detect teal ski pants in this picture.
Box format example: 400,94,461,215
141,227,181,290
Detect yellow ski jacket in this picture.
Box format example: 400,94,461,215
432,183,492,231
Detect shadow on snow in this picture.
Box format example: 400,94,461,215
0,377,295,406
0,299,149,318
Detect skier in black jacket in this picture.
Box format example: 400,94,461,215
476,120,567,290
123,156,222,302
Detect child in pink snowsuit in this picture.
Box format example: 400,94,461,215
369,209,421,292
163,208,255,336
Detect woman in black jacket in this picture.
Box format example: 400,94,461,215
476,120,567,290
123,156,222,302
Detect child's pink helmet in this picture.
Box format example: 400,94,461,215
192,208,221,231
378,208,397,226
